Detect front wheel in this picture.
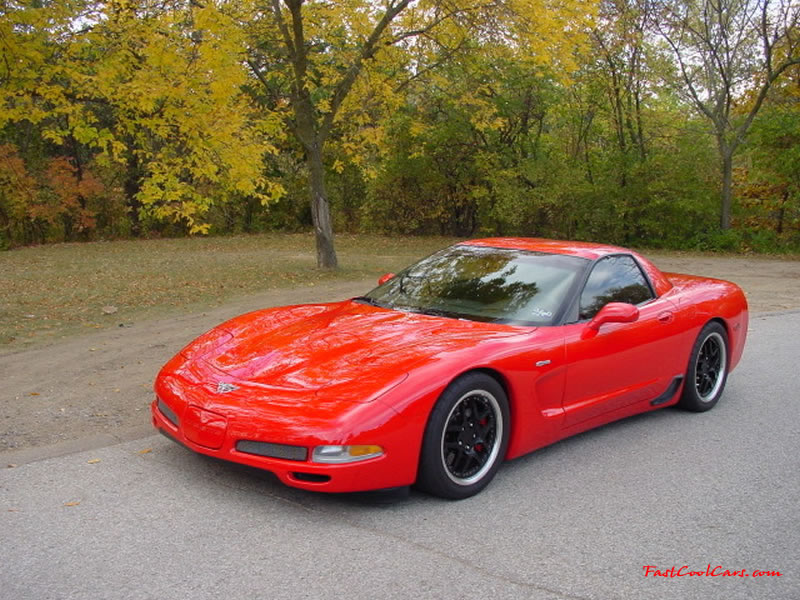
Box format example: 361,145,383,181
679,321,729,412
416,373,510,499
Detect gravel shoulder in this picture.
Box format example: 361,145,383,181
2,253,799,462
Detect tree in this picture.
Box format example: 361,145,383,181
656,0,800,229
592,0,652,170
245,0,595,268
0,145,37,245
1,0,283,240
738,68,800,237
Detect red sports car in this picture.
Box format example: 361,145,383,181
152,238,748,499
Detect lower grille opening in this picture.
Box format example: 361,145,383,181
291,472,331,483
236,440,308,461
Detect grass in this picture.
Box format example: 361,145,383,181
0,233,459,349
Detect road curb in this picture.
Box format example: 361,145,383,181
3,424,155,467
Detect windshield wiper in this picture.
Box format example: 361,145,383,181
352,296,383,307
408,307,459,319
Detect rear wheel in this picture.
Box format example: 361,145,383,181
416,373,510,499
679,322,729,412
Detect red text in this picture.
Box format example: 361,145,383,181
642,565,782,578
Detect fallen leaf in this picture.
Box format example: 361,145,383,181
137,448,153,455
87,458,101,464
64,500,81,507
101,305,118,315
30,392,40,396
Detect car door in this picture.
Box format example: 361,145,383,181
561,254,683,428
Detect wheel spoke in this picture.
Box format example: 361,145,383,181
473,400,490,421
453,451,471,474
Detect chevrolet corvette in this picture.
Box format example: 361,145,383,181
152,238,748,499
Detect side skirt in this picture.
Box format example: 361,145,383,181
650,375,684,406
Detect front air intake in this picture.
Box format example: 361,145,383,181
291,472,331,483
236,440,308,461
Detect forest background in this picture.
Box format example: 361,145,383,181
1,0,799,265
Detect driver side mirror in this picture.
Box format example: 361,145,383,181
586,302,639,333
377,273,395,286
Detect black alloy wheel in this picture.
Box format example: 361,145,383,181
417,372,510,499
679,321,729,412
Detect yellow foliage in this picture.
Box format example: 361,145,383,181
1,0,284,234
1,0,597,238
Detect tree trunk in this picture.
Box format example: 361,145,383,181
777,189,788,234
307,144,338,268
125,153,143,237
720,150,733,230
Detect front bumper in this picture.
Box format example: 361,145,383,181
150,395,418,494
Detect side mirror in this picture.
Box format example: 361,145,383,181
377,273,395,286
586,302,639,332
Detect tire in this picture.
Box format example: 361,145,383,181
416,372,510,499
679,321,729,412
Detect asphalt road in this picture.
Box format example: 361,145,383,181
2,311,798,600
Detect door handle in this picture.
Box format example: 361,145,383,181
657,311,674,324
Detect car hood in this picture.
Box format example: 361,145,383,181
194,300,529,402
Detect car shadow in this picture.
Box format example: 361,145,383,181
178,403,707,509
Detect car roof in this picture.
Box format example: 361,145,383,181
459,237,674,296
460,237,631,261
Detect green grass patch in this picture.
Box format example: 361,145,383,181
0,233,458,349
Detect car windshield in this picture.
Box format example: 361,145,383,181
360,245,589,326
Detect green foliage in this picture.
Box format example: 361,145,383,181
688,227,800,253
737,101,800,241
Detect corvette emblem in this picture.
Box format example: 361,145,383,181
215,382,238,394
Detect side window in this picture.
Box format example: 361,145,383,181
579,255,654,320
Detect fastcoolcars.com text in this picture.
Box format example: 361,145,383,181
643,565,782,578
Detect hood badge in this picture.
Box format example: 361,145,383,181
215,382,239,394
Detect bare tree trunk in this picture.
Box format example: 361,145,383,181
125,155,143,237
720,150,733,230
777,190,788,234
307,144,337,268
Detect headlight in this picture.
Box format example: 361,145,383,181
311,445,384,463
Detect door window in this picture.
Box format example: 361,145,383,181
579,255,653,320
